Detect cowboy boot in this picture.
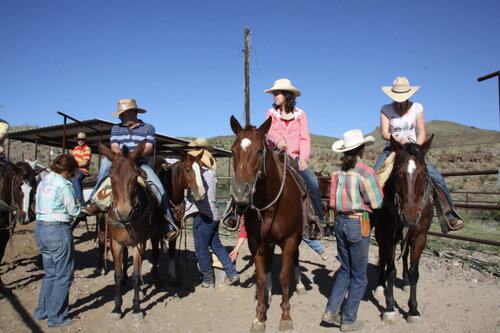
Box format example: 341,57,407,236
446,212,464,231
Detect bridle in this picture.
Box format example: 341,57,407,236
237,140,288,221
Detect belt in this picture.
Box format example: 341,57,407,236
338,212,363,219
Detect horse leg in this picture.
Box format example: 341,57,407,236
264,244,274,305
382,244,397,323
250,250,267,332
131,244,145,320
375,231,387,297
407,235,426,324
294,249,306,295
278,239,297,331
402,243,410,292
110,240,124,320
151,237,160,283
167,239,177,282
122,247,129,286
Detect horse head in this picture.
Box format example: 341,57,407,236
10,162,37,224
25,159,50,185
229,115,272,211
390,134,434,228
99,141,146,222
179,150,206,201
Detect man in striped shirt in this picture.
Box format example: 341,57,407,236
83,99,177,241
70,132,91,204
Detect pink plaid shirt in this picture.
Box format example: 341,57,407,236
266,108,311,161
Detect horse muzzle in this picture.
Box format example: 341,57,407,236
232,181,251,209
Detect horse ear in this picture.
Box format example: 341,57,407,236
258,117,272,135
131,140,147,162
99,144,117,161
179,150,188,160
230,115,243,134
390,135,403,154
196,150,204,160
420,134,434,154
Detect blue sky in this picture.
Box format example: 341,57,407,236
1,0,499,138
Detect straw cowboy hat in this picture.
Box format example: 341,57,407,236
76,132,87,140
264,78,301,97
0,120,9,135
332,129,374,153
382,76,420,103
112,98,147,117
187,138,217,170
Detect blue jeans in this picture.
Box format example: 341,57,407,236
193,214,238,283
373,148,458,216
71,170,87,204
90,157,173,229
326,215,370,324
302,236,324,254
34,221,74,326
298,163,325,222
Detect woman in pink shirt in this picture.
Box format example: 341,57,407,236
264,78,325,227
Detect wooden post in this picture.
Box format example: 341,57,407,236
244,27,251,127
34,139,38,161
62,114,67,153
477,71,500,127
7,138,11,160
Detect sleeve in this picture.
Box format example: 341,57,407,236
414,102,424,116
145,124,156,145
110,125,120,145
238,216,247,239
329,173,338,209
61,183,82,218
265,110,278,149
82,146,92,161
360,171,384,210
298,112,311,161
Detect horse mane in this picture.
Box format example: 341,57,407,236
396,143,426,164
121,145,130,157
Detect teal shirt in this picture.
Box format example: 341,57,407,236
36,172,81,222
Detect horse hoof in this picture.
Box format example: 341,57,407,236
250,319,266,332
278,319,294,331
110,312,121,321
382,311,397,323
407,315,421,324
133,312,144,321
296,286,306,295
374,286,384,297
403,285,410,293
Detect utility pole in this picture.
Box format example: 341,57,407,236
244,27,251,127
477,71,500,127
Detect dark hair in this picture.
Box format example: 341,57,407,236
273,90,296,114
340,145,365,171
51,154,78,175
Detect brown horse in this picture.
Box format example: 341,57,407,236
99,142,162,320
0,162,37,289
157,151,206,282
373,135,434,324
230,116,305,332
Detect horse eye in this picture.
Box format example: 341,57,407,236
257,149,264,155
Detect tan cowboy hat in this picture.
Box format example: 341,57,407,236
187,138,217,170
382,76,420,103
332,129,374,153
0,120,9,135
264,78,301,97
112,98,147,117
76,132,86,140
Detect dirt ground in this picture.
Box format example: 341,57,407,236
0,219,499,333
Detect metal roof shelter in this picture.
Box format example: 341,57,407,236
7,113,232,159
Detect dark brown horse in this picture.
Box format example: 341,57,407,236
373,135,434,324
230,116,305,332
157,151,206,282
99,142,162,320
0,162,37,289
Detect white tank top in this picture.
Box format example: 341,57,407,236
381,102,423,146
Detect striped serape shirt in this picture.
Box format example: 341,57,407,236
330,161,384,214
110,120,155,163
184,167,220,221
71,144,91,175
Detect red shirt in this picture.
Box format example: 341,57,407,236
71,145,91,175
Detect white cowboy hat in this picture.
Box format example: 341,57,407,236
187,138,217,170
0,120,9,135
76,132,86,140
332,129,374,153
264,78,301,97
382,76,420,103
112,98,147,117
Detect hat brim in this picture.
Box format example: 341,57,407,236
331,135,374,153
264,87,301,97
112,107,147,117
188,149,217,170
382,86,420,103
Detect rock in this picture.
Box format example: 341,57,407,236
472,279,478,283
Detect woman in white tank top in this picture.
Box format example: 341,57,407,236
374,77,464,231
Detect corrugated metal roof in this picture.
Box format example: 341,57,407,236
8,118,231,157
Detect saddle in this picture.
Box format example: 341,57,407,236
92,175,150,212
